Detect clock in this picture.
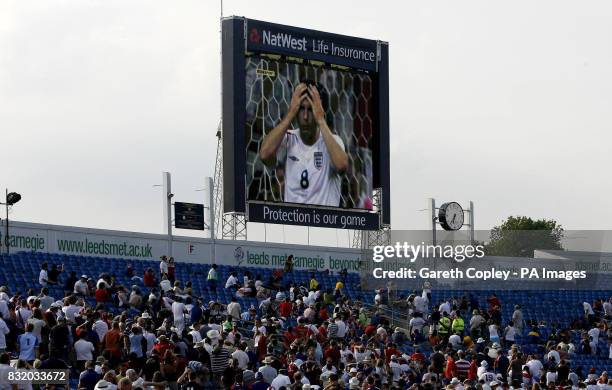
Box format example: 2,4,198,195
438,202,464,231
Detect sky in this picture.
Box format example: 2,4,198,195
1,0,611,248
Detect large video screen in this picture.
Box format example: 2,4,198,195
245,56,374,210
222,17,389,229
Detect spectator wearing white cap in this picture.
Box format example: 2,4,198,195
74,275,89,296
389,355,401,383
477,360,489,378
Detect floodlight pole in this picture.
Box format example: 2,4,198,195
162,172,173,256
0,189,21,255
4,189,7,255
428,198,437,246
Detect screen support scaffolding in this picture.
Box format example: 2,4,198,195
352,187,390,249
213,125,248,241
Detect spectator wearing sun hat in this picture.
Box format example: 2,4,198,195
258,356,277,384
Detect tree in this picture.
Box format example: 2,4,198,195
485,216,563,257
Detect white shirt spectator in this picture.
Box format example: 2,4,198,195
335,319,347,338
409,316,426,333
225,275,239,289
389,361,402,382
504,325,517,342
39,269,48,287
160,279,172,292
603,299,612,317
231,349,249,370
17,307,32,328
93,320,109,342
587,327,600,344
439,301,451,315
479,372,495,384
489,324,499,339
207,267,217,281
321,364,337,375
477,363,488,378
583,302,594,316
354,348,372,364
160,260,168,275
143,331,157,357
0,363,16,389
252,324,267,336
374,292,382,305
448,334,462,348
0,318,9,350
189,329,202,344
27,317,45,342
414,295,428,313
74,280,89,295
227,301,241,320
63,304,83,323
39,295,54,311
172,301,186,321
270,373,291,390
526,358,543,378
547,350,560,365
75,338,95,361
545,371,557,385
512,310,523,330
0,300,9,320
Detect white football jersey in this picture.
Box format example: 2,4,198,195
278,129,345,207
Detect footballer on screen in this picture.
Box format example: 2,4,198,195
259,81,348,207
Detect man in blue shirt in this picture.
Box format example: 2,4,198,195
190,299,203,324
18,323,38,363
78,360,100,390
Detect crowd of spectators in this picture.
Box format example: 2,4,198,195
0,256,609,390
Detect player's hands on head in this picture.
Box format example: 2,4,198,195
288,83,308,120
306,85,325,125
